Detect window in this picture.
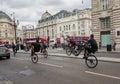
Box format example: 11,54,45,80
66,25,68,31
5,33,8,38
81,21,85,28
59,26,62,31
100,17,110,29
117,31,120,36
78,31,80,35
100,0,108,10
69,25,71,30
115,28,120,37
64,26,65,31
52,29,54,38
73,24,76,30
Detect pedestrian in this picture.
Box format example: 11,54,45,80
60,35,65,49
47,36,50,47
113,41,116,51
99,41,101,49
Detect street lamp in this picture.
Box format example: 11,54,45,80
11,12,19,44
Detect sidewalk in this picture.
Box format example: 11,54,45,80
14,48,120,63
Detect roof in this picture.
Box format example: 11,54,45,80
0,11,12,21
41,10,51,19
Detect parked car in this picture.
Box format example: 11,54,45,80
0,45,10,59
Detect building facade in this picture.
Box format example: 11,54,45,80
36,9,92,40
92,0,120,49
16,29,23,44
0,11,15,44
22,26,36,39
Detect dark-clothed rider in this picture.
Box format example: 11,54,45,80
83,34,98,59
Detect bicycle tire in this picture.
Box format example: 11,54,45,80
66,48,72,56
73,49,82,56
85,55,98,68
31,54,39,63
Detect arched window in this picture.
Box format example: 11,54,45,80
73,24,76,29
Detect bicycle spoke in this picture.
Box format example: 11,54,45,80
85,55,98,68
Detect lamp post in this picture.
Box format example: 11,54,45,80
11,12,19,44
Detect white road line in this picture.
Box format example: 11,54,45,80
85,71,120,80
38,62,63,68
12,57,63,68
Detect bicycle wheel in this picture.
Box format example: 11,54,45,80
31,54,39,63
66,48,72,56
73,49,82,56
85,55,98,68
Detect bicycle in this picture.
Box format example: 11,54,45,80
31,45,39,63
83,45,98,68
13,47,17,56
66,45,75,56
66,43,82,56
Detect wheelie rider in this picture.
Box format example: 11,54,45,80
83,34,98,59
66,36,76,49
31,36,41,56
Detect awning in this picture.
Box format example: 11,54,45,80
40,38,46,42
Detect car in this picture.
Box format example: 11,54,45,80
49,39,56,49
0,45,10,59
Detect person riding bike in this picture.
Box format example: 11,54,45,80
31,42,41,56
83,34,98,59
12,42,17,53
67,36,75,48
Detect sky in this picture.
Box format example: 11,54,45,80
0,0,91,29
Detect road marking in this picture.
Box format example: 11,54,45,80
85,71,120,80
12,57,63,68
38,62,63,68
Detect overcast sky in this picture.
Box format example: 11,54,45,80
0,0,91,29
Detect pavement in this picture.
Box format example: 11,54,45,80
1,48,120,84
0,76,13,84
14,48,120,63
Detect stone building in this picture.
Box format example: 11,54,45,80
0,11,15,44
36,9,92,40
92,0,120,49
22,25,36,39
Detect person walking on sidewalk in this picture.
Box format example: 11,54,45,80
113,40,116,51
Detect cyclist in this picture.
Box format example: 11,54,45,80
12,42,17,55
83,34,98,59
66,36,75,48
31,42,41,56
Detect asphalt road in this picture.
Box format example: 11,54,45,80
0,53,120,84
